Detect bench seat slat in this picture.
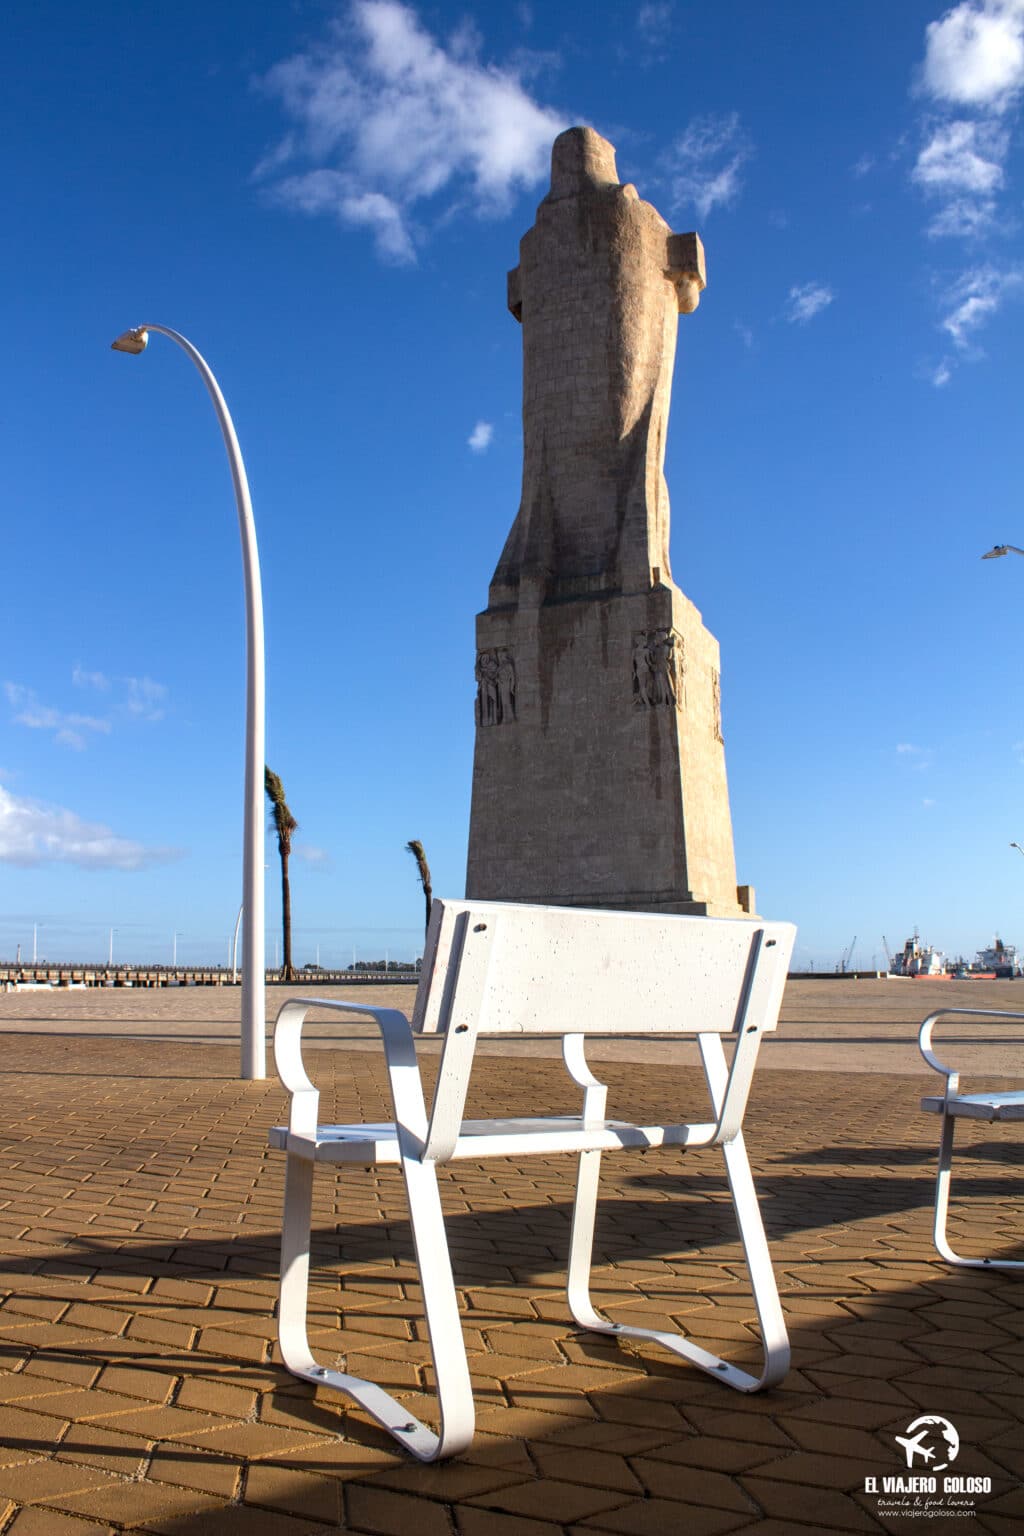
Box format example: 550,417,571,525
921,1091,1024,1121
269,1116,721,1162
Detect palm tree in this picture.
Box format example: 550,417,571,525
405,839,433,940
265,766,298,982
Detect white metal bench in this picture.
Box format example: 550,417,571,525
919,1008,1024,1270
269,899,796,1460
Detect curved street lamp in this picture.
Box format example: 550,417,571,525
111,324,266,1080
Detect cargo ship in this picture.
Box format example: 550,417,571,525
890,933,946,977
971,936,1019,979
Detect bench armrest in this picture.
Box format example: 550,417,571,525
918,1008,1024,1099
274,997,426,1153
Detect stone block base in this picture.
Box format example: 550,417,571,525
466,579,748,915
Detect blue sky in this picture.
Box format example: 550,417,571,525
2,0,1024,971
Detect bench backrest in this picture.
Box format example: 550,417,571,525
412,900,794,1037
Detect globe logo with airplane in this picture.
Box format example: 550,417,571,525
895,1416,960,1472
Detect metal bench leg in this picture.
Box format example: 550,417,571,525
566,1139,789,1392
720,1132,790,1386
276,1150,475,1461
932,1112,1024,1270
278,1151,317,1378
400,1157,476,1456
566,1147,606,1334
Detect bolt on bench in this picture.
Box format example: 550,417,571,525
268,899,796,1460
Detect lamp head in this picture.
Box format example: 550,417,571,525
982,545,1009,560
110,328,149,355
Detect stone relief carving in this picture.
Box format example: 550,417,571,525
632,629,683,709
475,649,517,726
712,669,724,742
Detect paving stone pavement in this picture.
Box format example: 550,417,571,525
4,977,1023,1076
0,1025,1020,1534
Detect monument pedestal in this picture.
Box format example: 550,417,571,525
467,578,751,917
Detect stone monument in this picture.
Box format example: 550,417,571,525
466,126,753,918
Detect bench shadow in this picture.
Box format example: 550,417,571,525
2,1249,1022,1535
0,1147,1021,1531
0,1159,1020,1286
779,1140,1024,1166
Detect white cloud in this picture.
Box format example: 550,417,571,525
295,844,331,868
941,264,1023,346
269,172,416,264
636,3,672,43
257,0,569,262
944,289,1000,343
911,3,1024,385
913,120,1005,237
922,0,1024,112
0,785,179,871
896,742,933,770
5,672,169,745
664,112,752,219
4,683,110,752
124,675,168,723
468,420,494,452
913,117,1007,194
72,665,110,692
785,283,834,324
924,192,1000,237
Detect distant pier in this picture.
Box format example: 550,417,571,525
1,965,418,990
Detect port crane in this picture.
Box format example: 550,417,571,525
839,936,857,974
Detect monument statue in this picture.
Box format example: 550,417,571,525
491,127,704,605
466,127,752,918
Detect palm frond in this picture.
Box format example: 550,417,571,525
405,839,431,890
265,766,297,849
406,838,433,939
